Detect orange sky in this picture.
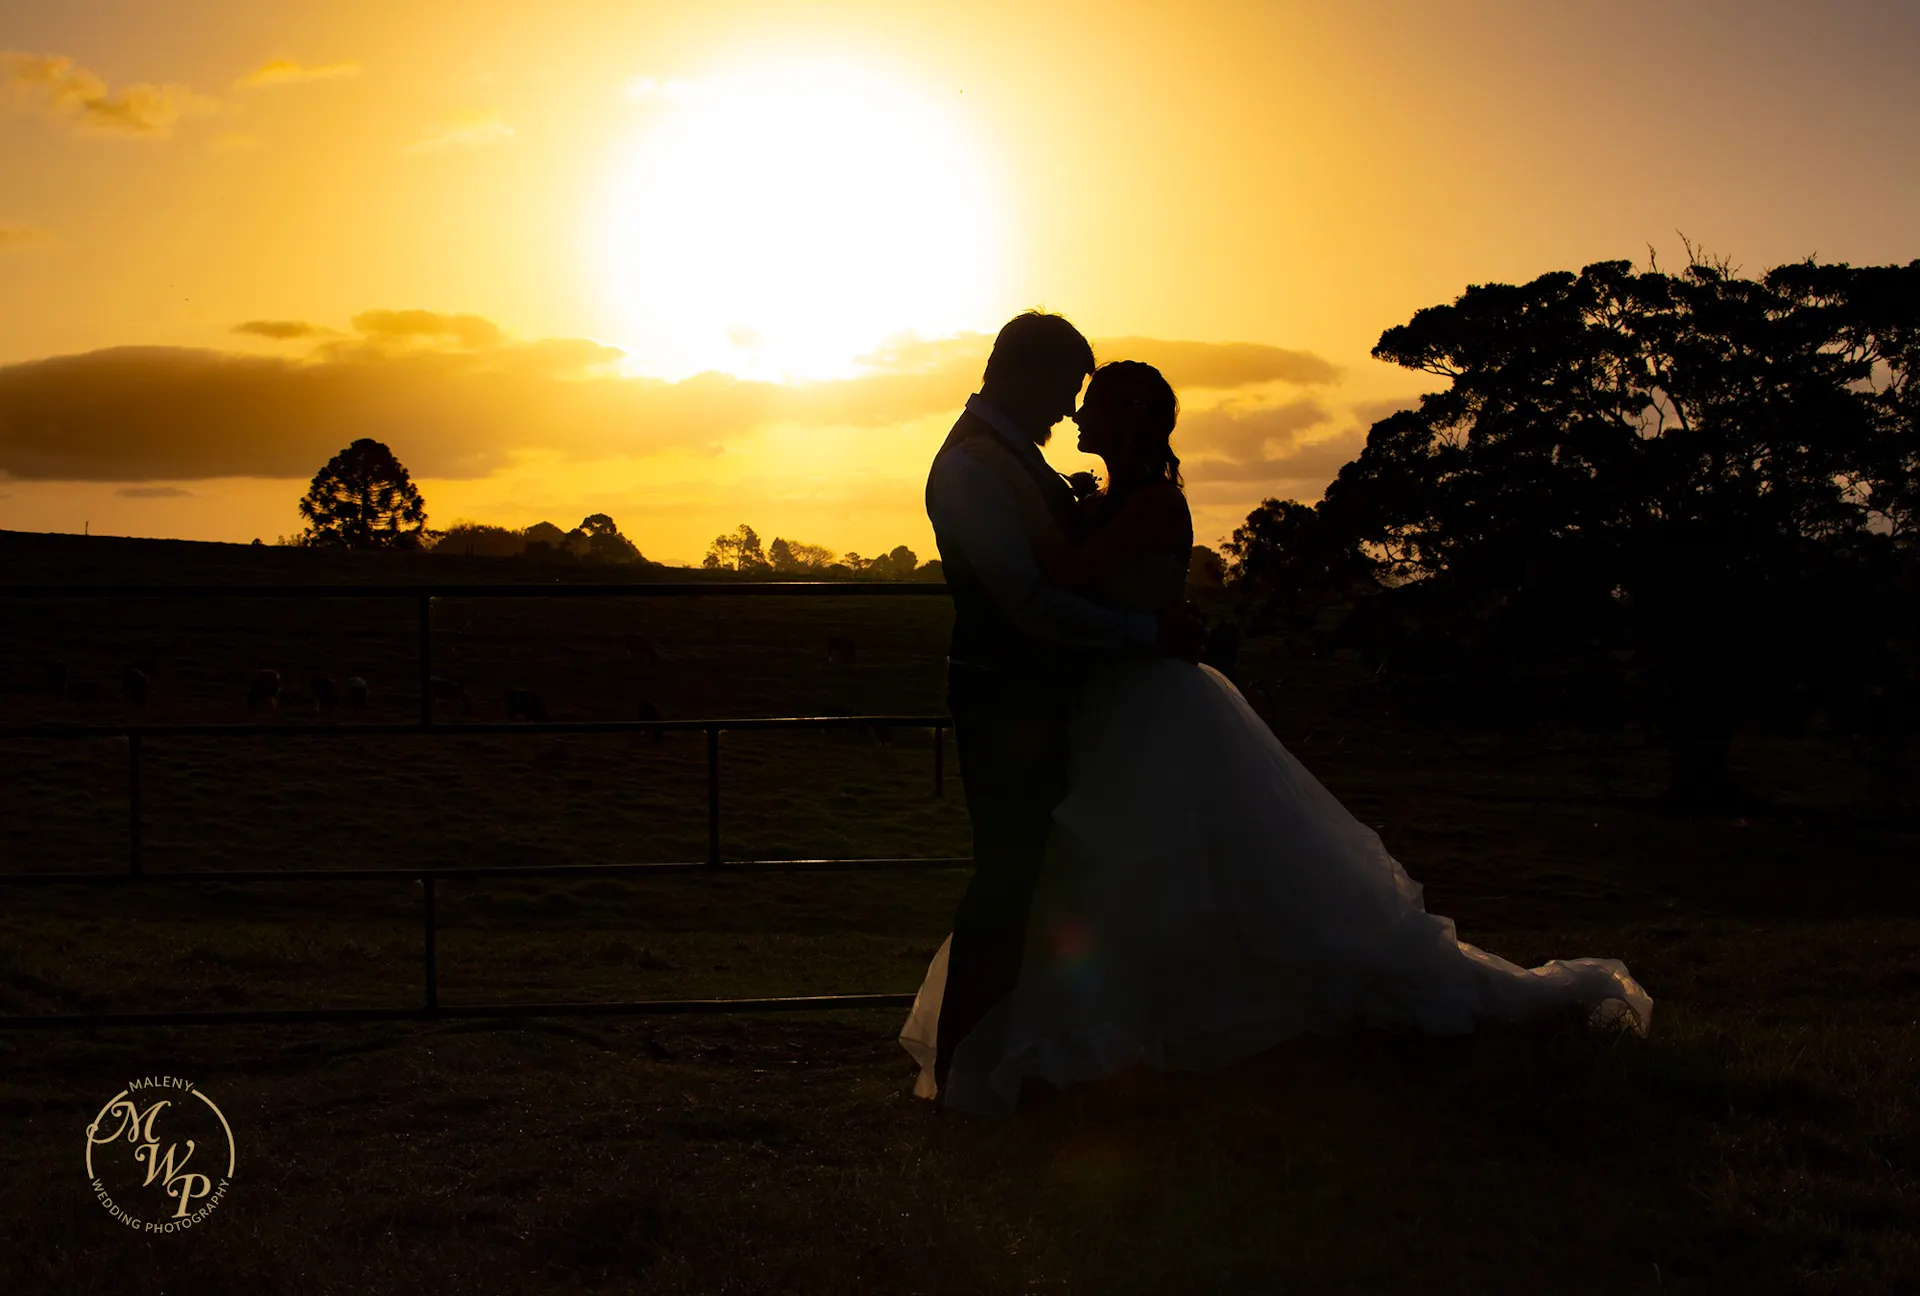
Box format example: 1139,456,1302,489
2,0,1916,563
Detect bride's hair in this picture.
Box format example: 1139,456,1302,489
1087,360,1182,489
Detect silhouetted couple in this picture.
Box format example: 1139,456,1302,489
900,312,1652,1114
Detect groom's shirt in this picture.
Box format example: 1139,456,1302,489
926,393,1156,666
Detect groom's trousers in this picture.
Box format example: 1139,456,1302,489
934,661,1075,1090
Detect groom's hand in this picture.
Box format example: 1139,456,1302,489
1154,604,1207,662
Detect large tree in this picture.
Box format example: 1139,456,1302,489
769,537,837,572
704,523,768,571
432,521,525,557
865,544,920,580
1223,497,1374,620
297,438,429,550
1302,255,1919,803
578,513,644,563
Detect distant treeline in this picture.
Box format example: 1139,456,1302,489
428,515,648,564
703,523,942,581
425,518,947,581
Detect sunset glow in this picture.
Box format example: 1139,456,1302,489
0,1,1915,562
600,58,1005,380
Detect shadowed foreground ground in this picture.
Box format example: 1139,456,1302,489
2,532,1917,1293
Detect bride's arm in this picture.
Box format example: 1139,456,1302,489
1042,483,1192,588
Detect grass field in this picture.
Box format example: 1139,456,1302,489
3,529,1919,1293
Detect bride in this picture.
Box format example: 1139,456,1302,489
901,360,1652,1114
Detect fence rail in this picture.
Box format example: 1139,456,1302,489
0,581,964,1030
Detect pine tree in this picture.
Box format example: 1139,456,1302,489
297,438,428,550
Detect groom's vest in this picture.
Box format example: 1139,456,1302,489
931,409,1088,675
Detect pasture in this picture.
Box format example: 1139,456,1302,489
1,529,1917,1294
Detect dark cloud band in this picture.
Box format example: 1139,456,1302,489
0,318,1347,483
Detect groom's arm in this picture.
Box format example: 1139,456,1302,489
927,450,1157,652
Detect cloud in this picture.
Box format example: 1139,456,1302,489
849,332,1359,493
234,59,361,90
0,225,49,248
1177,395,1418,496
114,485,194,498
828,332,1339,429
349,309,501,351
207,131,260,152
0,318,1347,484
404,114,514,155
2,50,217,138
0,341,741,481
1178,398,1334,464
233,319,332,340
1184,428,1367,485
1096,338,1339,389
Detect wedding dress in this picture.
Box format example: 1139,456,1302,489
901,548,1651,1114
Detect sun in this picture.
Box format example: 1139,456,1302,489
600,57,1006,382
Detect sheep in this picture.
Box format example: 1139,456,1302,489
121,667,150,708
634,698,664,743
312,674,338,712
345,676,370,712
246,669,281,712
826,635,858,664
506,688,549,723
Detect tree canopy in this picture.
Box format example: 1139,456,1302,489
1229,254,1920,802
706,525,936,579
1328,257,1917,586
704,523,767,571
297,438,428,549
434,515,646,563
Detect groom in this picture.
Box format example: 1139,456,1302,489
925,310,1204,1100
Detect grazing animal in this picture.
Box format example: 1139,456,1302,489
430,677,471,715
635,698,664,742
44,660,68,697
624,633,661,663
507,688,549,723
826,635,858,664
246,669,281,712
312,674,338,712
345,676,370,712
121,667,150,708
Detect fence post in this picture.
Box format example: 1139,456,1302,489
932,724,944,798
418,592,433,727
128,731,143,876
422,875,439,1013
706,725,721,867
